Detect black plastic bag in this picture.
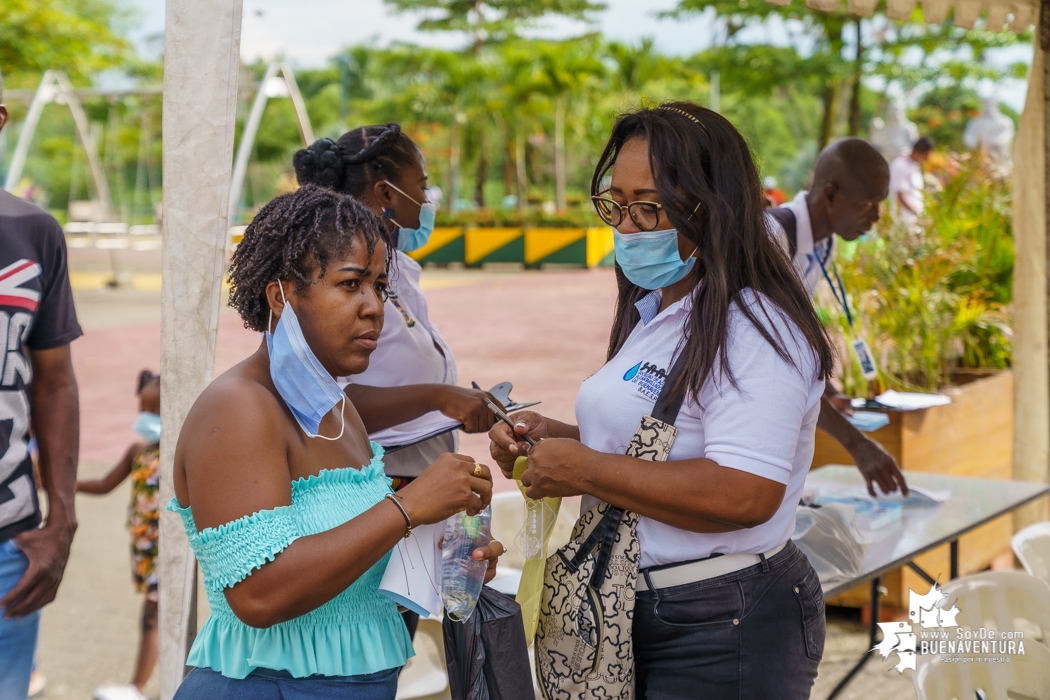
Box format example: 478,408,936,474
443,586,533,700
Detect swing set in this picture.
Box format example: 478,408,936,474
3,62,314,285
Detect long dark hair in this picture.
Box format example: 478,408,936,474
293,123,421,200
592,102,833,403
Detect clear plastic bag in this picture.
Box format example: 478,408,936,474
792,503,872,587
517,497,558,561
510,456,562,642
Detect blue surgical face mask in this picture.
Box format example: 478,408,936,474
383,180,435,253
132,412,162,444
266,285,347,440
613,227,697,290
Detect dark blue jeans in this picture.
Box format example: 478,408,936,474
633,540,825,700
174,666,400,700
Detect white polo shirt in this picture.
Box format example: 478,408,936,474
777,191,834,298
339,250,458,477
575,288,824,568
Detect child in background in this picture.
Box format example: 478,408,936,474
77,370,161,700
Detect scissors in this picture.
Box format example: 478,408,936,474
472,381,538,447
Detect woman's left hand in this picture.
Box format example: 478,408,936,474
473,540,506,584
519,438,594,499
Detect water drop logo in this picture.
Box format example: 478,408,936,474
623,362,642,381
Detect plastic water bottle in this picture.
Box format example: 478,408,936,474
441,506,491,621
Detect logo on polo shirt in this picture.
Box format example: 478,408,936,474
623,360,667,401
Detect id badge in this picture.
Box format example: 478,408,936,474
851,337,878,381
626,416,678,463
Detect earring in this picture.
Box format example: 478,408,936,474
384,207,395,219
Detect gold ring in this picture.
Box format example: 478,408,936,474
473,463,483,477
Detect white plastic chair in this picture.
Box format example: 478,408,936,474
939,570,1050,645
914,631,1050,700
1013,522,1050,585
395,617,449,699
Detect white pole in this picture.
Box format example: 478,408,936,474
228,62,279,224
158,1,243,698
5,71,56,192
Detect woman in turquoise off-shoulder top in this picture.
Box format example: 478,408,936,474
169,185,503,699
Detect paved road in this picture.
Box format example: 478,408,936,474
31,248,912,699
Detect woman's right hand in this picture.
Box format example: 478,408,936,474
488,411,549,478
398,453,493,525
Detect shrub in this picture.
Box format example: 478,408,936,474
821,152,1012,395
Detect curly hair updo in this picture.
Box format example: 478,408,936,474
227,184,392,332
292,123,421,199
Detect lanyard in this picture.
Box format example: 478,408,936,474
815,245,855,331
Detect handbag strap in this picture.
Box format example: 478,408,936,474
567,505,622,576
574,350,690,588
650,350,689,426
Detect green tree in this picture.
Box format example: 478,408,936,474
533,37,605,209
666,0,1028,150
0,0,131,86
385,0,605,53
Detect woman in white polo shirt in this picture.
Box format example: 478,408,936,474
490,102,834,699
294,124,501,636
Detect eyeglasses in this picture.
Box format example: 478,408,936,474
591,194,664,231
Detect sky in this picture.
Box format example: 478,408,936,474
128,0,717,62
127,0,1030,111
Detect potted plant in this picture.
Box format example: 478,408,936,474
813,153,1015,607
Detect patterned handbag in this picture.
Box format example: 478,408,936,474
534,356,687,700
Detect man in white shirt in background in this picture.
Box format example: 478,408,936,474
889,136,933,227
768,138,909,497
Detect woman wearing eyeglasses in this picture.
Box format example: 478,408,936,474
489,102,833,699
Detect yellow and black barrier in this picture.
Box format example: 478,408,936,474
409,226,614,268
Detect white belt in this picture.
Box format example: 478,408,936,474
636,542,788,592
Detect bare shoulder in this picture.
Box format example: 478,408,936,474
174,362,293,528
194,365,280,418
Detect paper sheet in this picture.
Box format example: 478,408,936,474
874,390,952,411
379,521,444,619
370,411,461,452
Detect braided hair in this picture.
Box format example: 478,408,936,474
228,184,392,332
292,123,421,199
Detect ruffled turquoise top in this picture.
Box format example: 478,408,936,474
166,443,413,680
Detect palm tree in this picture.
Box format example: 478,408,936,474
494,40,549,206
534,37,605,210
